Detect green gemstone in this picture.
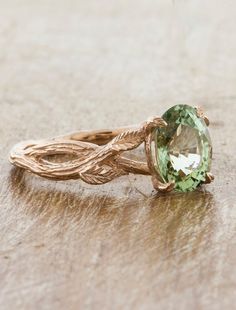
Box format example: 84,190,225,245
153,104,212,192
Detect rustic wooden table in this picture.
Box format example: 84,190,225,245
0,1,235,309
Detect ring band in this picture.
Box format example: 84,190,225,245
9,105,214,193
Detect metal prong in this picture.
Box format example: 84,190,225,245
204,172,215,184
195,106,210,126
203,115,210,126
143,116,167,134
152,176,175,193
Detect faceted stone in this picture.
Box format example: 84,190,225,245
153,104,212,192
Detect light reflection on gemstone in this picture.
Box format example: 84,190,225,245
169,153,201,176
168,124,201,176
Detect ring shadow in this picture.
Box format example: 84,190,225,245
8,167,216,263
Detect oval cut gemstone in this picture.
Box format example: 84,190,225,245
153,104,212,192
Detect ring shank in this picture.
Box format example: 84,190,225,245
62,127,151,175
10,125,151,183
59,126,136,146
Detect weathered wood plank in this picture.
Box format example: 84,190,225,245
0,1,235,309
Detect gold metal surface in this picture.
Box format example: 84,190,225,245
9,117,167,188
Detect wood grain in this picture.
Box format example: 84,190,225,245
0,1,236,309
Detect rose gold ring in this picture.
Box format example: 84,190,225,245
9,105,214,193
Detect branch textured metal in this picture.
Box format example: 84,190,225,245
9,117,166,186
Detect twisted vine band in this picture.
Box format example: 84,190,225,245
9,116,175,192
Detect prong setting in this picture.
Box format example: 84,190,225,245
204,172,215,184
151,176,175,192
195,106,210,126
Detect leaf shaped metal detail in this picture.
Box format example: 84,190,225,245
9,117,166,185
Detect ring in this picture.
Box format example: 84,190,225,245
9,104,214,193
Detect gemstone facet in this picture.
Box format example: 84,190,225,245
152,105,212,192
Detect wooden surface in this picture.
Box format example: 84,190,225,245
0,1,236,309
